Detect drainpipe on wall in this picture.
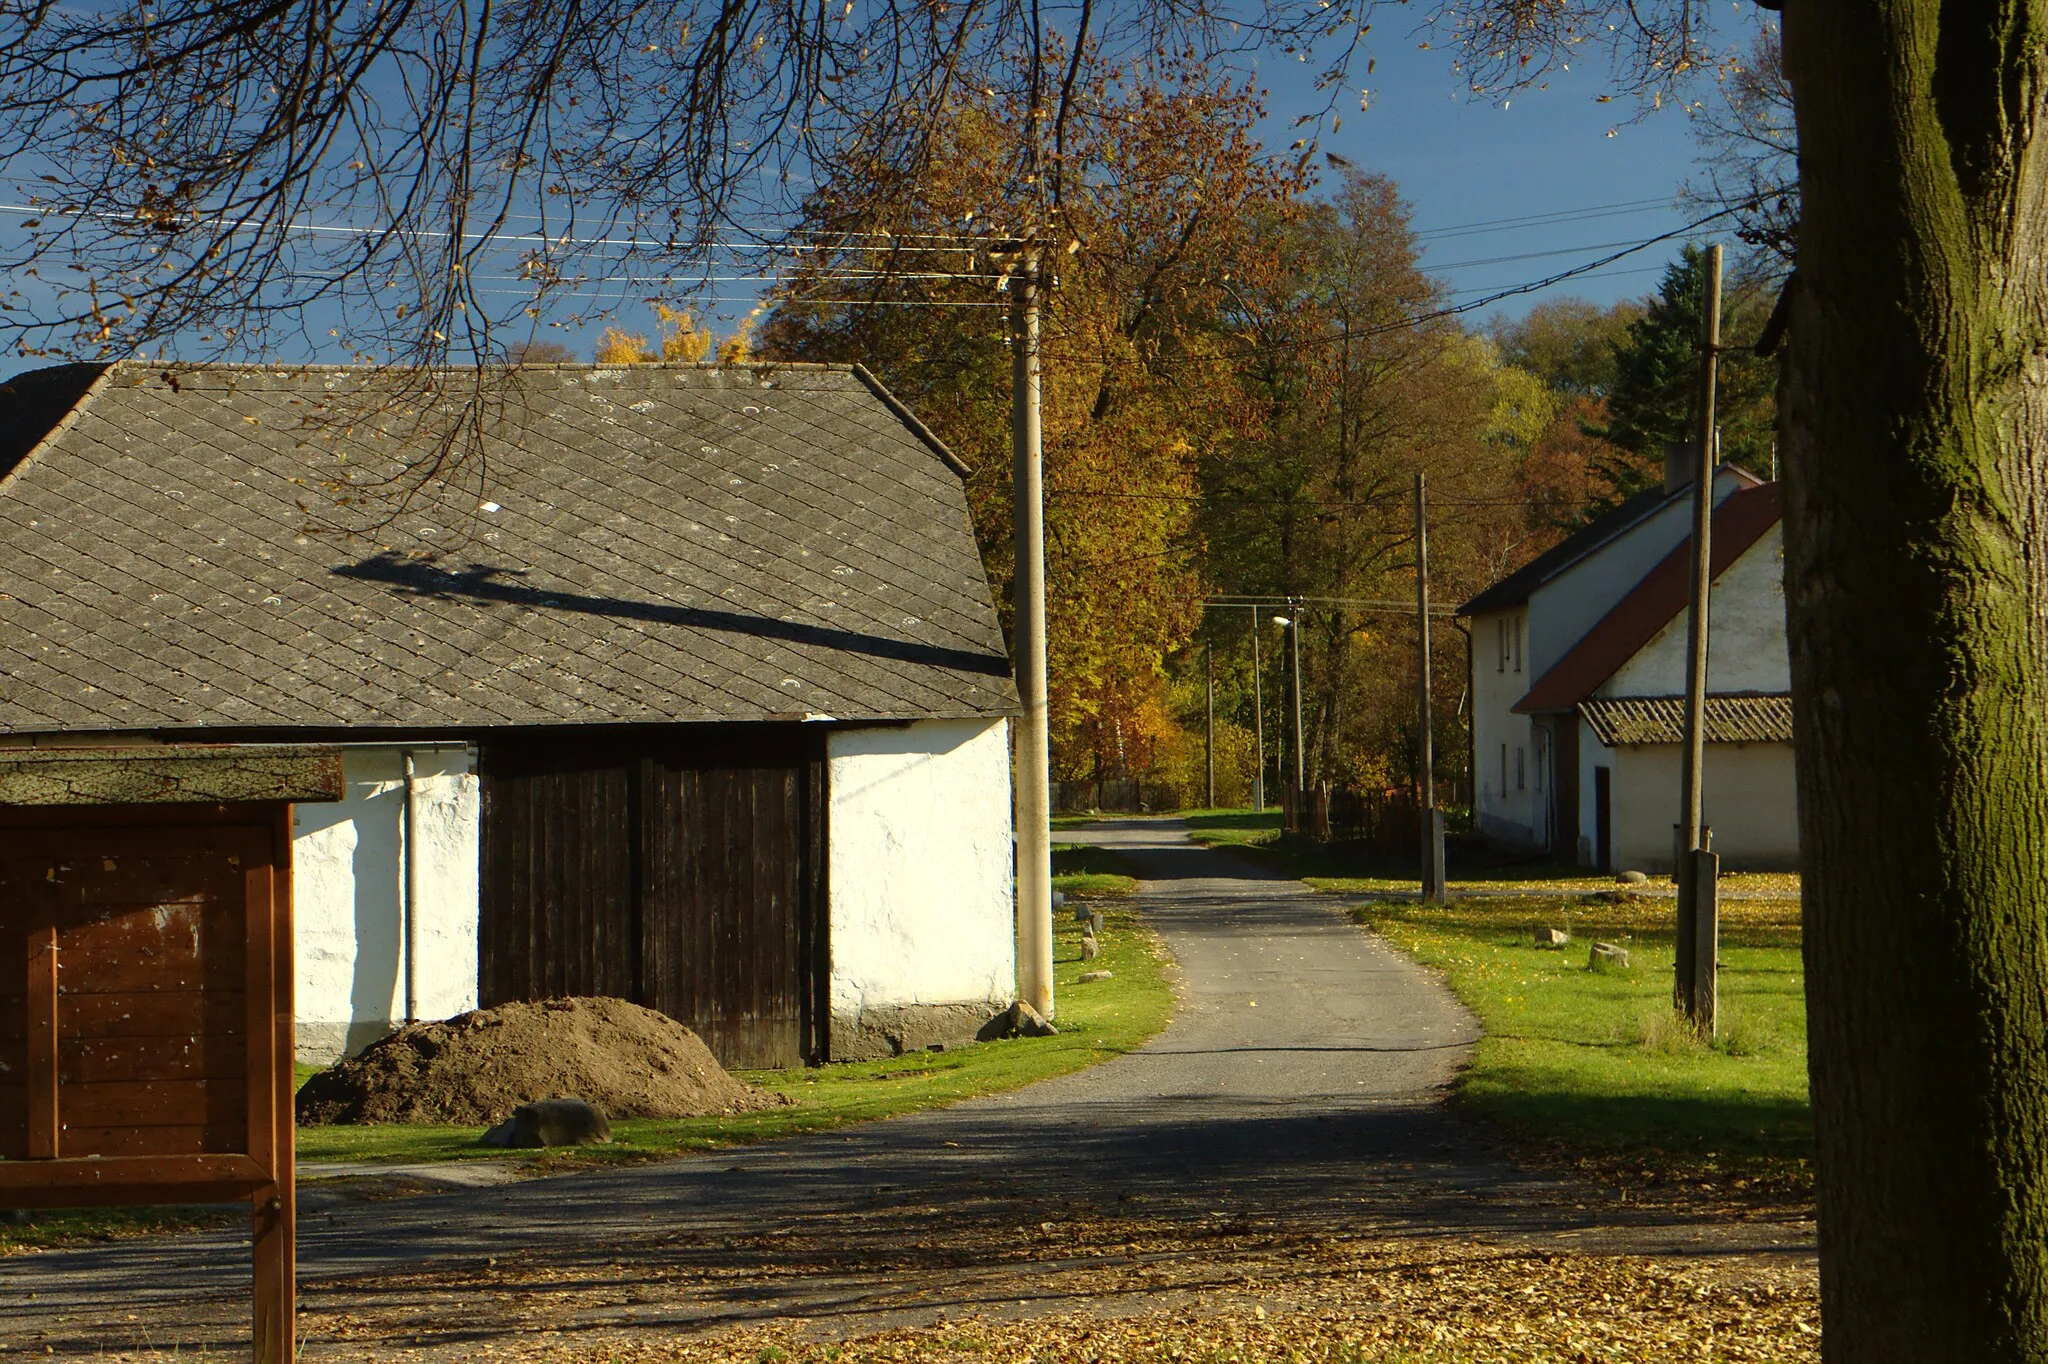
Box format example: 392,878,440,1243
402,751,422,1024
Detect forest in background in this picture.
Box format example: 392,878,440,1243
582,52,1786,816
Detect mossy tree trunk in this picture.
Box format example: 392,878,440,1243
1780,6,2048,1358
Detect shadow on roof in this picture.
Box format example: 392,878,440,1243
331,551,1012,679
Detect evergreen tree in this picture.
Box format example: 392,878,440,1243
1601,247,1779,488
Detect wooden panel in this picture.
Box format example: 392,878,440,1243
27,917,56,1158
61,1078,246,1128
0,1152,265,1192
0,1082,23,1161
640,736,821,1069
478,746,636,1006
482,727,827,1070
56,902,246,994
45,1124,247,1159
48,854,241,906
59,1034,248,1083
58,990,246,1039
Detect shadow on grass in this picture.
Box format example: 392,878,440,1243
1460,1085,1813,1163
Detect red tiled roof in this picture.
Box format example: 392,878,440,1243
1513,483,1782,715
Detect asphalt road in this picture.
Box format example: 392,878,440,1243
0,817,1810,1357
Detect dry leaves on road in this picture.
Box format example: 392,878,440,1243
305,1214,1817,1363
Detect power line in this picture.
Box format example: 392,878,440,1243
1412,197,1677,243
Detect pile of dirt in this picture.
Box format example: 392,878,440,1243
296,996,787,1126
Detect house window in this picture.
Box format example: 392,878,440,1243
1513,614,1524,673
1496,618,1507,673
1516,746,1526,791
1500,743,1508,793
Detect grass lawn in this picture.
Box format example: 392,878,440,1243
1177,808,1803,899
1355,891,1812,1194
290,906,1172,1171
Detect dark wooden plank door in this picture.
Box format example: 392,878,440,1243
478,729,826,1069
478,743,637,1006
639,753,823,1069
1594,766,1613,873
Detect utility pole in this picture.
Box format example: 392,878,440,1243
1415,473,1445,904
1676,243,1723,1034
1205,642,1216,810
1270,607,1305,828
1289,605,1305,818
1250,604,1265,813
1011,249,1053,1021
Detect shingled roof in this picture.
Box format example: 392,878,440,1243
1578,694,1793,747
1456,466,1765,619
0,361,1017,734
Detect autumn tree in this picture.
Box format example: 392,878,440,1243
1200,170,1510,804
1493,297,1656,517
762,52,1297,791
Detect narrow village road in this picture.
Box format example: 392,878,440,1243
1,818,1814,1359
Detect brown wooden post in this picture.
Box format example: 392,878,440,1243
1693,831,1721,1040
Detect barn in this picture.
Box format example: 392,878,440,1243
0,360,1021,1067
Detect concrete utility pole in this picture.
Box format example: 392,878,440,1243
1280,606,1305,819
1676,243,1723,1035
1011,250,1054,1020
1205,642,1216,809
1250,604,1266,813
1415,473,1446,904
1291,612,1305,801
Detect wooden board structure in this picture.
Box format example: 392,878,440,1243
0,744,342,1363
478,727,829,1069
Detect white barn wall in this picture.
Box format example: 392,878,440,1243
1471,606,1538,844
291,745,480,1063
1603,527,1790,697
1525,469,1750,680
827,717,1015,1058
1609,743,1800,873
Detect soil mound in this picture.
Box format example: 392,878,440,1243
296,996,786,1126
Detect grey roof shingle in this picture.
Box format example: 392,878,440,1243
1578,694,1792,747
0,362,1018,733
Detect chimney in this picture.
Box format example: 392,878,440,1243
1664,429,1721,495
1664,442,1694,495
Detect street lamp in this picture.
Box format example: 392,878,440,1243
1271,610,1304,827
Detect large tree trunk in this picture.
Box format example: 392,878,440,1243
1780,8,2048,1358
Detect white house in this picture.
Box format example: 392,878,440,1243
0,360,1022,1065
1460,456,1796,872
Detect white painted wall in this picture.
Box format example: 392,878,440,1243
1524,468,1751,681
826,718,1015,1022
291,746,480,1062
1609,743,1800,872
1471,606,1539,843
1601,525,1790,697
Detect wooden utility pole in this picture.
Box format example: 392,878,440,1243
1250,604,1265,812
1416,473,1445,903
1676,243,1723,1034
1205,642,1215,809
1011,250,1053,1020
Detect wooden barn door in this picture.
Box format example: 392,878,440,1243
478,730,826,1068
476,744,637,1005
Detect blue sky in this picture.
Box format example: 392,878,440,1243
1286,24,1740,327
0,7,1767,365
